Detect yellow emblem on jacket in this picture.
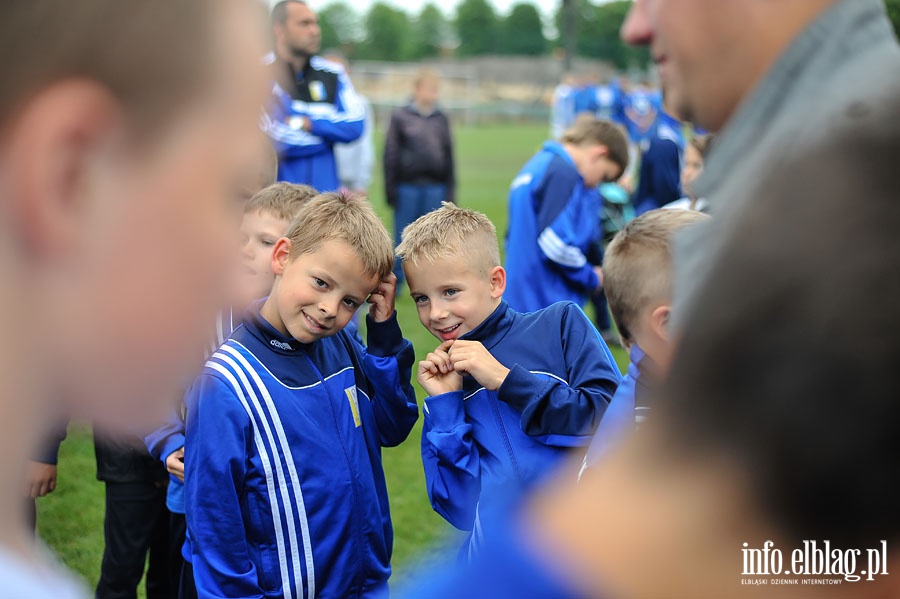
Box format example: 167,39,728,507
309,80,325,102
345,387,361,428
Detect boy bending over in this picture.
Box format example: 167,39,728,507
397,203,620,555
185,192,418,598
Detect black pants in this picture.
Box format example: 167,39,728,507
95,481,172,599
179,560,198,599
169,512,195,599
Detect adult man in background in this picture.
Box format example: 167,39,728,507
262,0,365,191
619,0,900,319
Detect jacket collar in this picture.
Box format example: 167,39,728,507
459,301,515,351
243,299,310,355
541,140,577,169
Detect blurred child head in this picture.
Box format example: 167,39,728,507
561,115,629,187
397,203,505,342
680,134,713,199
260,191,393,343
0,0,268,429
603,209,709,373
413,68,441,112
235,182,316,309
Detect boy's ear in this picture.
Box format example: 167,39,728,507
271,237,293,275
489,265,507,299
650,304,671,342
594,145,610,161
2,80,122,260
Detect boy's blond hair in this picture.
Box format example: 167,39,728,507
246,182,316,221
285,191,394,280
396,203,500,277
561,114,629,173
604,209,709,345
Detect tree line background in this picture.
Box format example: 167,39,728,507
319,0,900,70
320,0,648,71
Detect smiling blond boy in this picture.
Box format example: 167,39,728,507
397,203,620,554
185,192,418,599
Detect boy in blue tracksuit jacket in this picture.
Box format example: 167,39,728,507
580,209,708,474
504,117,629,313
185,192,418,599
396,204,620,555
146,182,312,597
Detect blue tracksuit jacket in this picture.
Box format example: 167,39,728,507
185,306,418,599
421,301,620,548
633,111,685,216
397,501,587,599
144,308,237,517
623,87,662,146
580,344,649,474
262,55,365,191
504,142,602,313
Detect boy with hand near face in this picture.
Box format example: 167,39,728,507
144,182,315,598
185,192,418,599
397,204,619,555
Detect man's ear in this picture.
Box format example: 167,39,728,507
489,265,507,299
271,237,293,275
272,23,286,47
650,304,671,342
5,81,122,256
594,145,610,161
2,79,122,260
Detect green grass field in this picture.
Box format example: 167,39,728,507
35,122,629,594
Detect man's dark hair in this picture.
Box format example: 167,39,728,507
661,89,900,547
271,0,307,26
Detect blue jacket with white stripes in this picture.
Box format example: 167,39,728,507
262,55,365,192
504,141,602,313
144,307,238,518
184,304,418,599
421,301,619,541
633,111,685,216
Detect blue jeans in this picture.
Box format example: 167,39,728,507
393,183,447,283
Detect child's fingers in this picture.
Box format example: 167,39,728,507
425,351,453,373
418,359,439,375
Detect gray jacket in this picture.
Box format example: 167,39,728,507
674,0,900,323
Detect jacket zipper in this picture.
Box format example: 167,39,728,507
303,354,365,596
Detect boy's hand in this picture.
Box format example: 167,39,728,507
449,340,510,391
166,447,185,482
418,341,463,396
25,461,57,498
368,273,397,323
593,266,604,292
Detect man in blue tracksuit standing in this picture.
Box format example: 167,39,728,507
632,108,685,215
262,1,364,191
504,117,629,313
